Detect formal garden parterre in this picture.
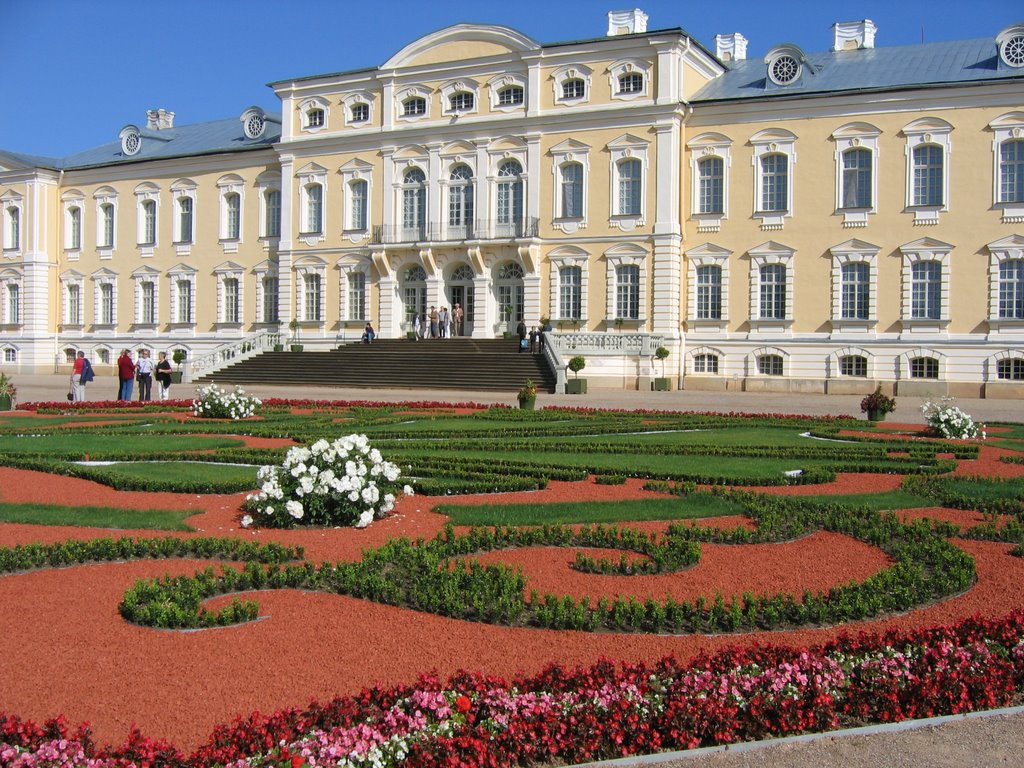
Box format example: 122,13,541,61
2,393,1024,767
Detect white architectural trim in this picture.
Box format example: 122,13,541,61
748,240,795,333
685,242,731,330
550,138,590,233
130,265,160,328
486,73,527,112
339,158,374,239
395,85,432,122
341,91,375,127
296,162,328,244
92,186,118,256
828,346,878,380
440,78,480,117
551,63,592,106
548,245,589,323
298,96,330,133
750,128,797,231
170,178,198,255
687,132,732,232
132,182,160,255
216,173,245,251
607,58,651,102
213,260,245,326
831,122,881,227
986,233,1024,332
603,243,648,325
829,238,880,332
899,237,953,331
607,133,648,230
989,111,1024,223
902,117,953,224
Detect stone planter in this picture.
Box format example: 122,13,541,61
653,377,673,391
566,379,587,395
273,344,284,352
517,396,536,410
0,394,12,411
867,410,886,422
169,371,183,384
290,344,304,352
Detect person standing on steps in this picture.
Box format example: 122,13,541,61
453,303,464,337
439,306,449,339
429,305,439,339
71,350,95,402
155,351,172,401
136,349,153,401
117,349,135,401
413,313,421,341
516,318,528,353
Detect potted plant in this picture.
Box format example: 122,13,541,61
170,349,187,384
614,317,624,332
517,379,538,410
0,373,16,411
653,346,672,391
288,318,304,352
860,386,896,422
566,355,587,394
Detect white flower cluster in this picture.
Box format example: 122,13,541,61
920,396,980,440
243,434,413,528
191,383,262,420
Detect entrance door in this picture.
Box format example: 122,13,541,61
448,263,475,337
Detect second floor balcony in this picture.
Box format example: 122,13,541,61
371,217,539,245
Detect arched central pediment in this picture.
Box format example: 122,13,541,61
382,24,539,69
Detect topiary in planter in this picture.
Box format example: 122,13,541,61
566,355,587,395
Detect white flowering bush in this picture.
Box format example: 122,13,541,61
191,383,262,420
243,434,413,528
920,396,980,439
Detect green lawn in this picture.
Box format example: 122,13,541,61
0,502,194,530
0,433,245,456
434,493,744,526
65,461,260,493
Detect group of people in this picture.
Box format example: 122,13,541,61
117,349,174,401
70,348,175,402
412,304,464,340
516,320,548,353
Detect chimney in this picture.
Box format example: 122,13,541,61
715,33,749,62
146,108,175,130
832,20,877,51
607,8,648,36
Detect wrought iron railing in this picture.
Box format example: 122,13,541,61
183,329,283,383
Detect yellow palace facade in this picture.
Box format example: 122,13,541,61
2,10,1024,396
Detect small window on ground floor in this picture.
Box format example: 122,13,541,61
910,356,939,379
839,355,867,377
997,358,1024,381
3,348,15,363
757,354,784,376
693,353,719,374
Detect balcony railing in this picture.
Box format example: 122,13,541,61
371,218,538,244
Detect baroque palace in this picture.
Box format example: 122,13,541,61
2,10,1024,396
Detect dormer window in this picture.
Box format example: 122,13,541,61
764,45,808,87
449,92,474,112
119,125,142,156
240,107,267,140
403,97,427,117
997,24,1024,68
563,79,585,100
617,72,644,94
350,103,369,122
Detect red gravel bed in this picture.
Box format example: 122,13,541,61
2,438,1024,751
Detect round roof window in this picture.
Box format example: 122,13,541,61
769,55,801,86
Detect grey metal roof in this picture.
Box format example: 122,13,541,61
0,149,63,171
692,36,1024,103
50,114,282,171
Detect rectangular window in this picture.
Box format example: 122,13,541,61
498,86,524,106
698,157,723,214
178,198,193,243
100,283,114,325
141,282,155,324
695,265,722,320
69,207,81,250
559,266,582,319
759,264,786,320
304,274,322,321
912,145,944,206
101,204,115,248
910,261,941,319
177,280,193,324
67,284,81,325
7,284,20,324
350,181,368,230
223,278,239,323
1001,141,1024,204
615,264,640,320
840,355,867,377
4,207,19,250
997,359,1024,381
265,191,281,237
349,272,366,321
263,276,279,323
225,194,241,240
760,154,788,212
561,164,583,218
910,357,939,379
841,149,872,208
141,200,156,245
617,159,641,215
305,185,323,233
999,259,1024,319
840,262,870,320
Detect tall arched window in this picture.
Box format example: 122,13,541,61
448,165,474,237
140,200,156,245
999,258,1024,319
1000,139,1024,203
402,168,426,239
177,197,193,243
496,261,524,323
225,193,241,240
303,184,323,234
697,156,724,214
695,264,722,320
912,145,944,206
349,180,368,231
496,161,523,235
759,264,787,319
760,154,788,212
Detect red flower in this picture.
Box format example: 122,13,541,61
455,695,472,713
291,755,305,768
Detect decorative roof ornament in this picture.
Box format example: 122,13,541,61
607,8,648,36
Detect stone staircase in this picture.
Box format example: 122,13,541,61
196,338,557,393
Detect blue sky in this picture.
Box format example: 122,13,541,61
1,0,1020,158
